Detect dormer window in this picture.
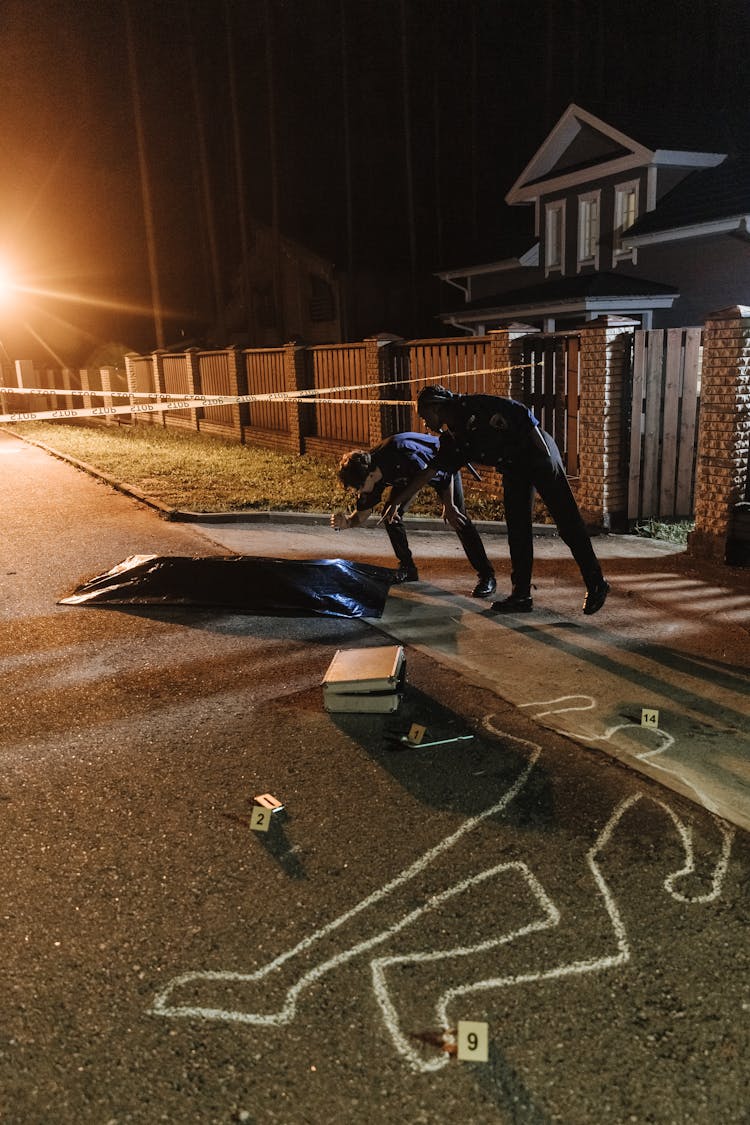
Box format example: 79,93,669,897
577,190,600,269
614,180,639,264
545,200,565,275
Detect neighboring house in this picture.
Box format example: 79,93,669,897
437,103,750,332
224,222,341,347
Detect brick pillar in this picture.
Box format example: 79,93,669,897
184,348,202,433
99,366,116,425
283,343,308,453
152,350,165,427
489,326,539,398
224,346,245,440
78,367,94,414
487,330,516,397
687,306,750,563
576,316,638,530
364,336,398,445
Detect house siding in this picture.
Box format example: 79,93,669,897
636,236,750,327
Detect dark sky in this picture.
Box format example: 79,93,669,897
1,0,749,364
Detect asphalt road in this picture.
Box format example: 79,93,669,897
1,430,748,1124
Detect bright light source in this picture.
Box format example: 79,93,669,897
0,259,17,307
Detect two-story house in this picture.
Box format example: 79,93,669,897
437,103,750,332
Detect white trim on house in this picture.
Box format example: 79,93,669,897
436,245,539,283
625,214,750,247
577,190,601,270
544,200,566,275
505,103,725,206
613,180,640,265
439,291,677,331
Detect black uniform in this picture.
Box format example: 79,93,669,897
427,396,604,596
356,432,493,580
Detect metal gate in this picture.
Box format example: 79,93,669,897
519,333,581,475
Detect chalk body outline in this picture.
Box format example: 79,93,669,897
151,705,733,1073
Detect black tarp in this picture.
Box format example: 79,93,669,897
59,555,395,618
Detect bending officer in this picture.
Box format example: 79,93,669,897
331,431,496,597
383,387,610,615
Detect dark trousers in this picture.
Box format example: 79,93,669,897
385,473,494,577
502,430,603,594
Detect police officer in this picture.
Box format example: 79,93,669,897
383,387,610,615
331,431,496,597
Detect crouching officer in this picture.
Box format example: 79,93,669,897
331,431,496,597
383,387,610,615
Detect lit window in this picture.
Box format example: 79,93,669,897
545,201,565,274
577,191,600,267
614,181,639,262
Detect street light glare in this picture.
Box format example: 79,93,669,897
0,260,17,307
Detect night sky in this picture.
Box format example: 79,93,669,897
1,0,749,365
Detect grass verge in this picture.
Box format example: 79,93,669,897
10,421,509,520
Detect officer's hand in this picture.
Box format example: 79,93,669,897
331,511,350,530
380,503,402,525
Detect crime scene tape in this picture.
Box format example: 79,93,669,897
0,363,525,424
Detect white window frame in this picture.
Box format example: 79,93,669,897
613,180,639,265
544,200,565,276
577,190,600,270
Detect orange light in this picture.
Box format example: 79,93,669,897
0,259,18,308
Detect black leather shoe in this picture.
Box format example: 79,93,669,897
394,564,419,584
471,575,497,598
490,592,533,613
583,579,610,615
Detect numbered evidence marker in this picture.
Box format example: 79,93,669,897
407,723,426,745
641,708,660,729
249,793,284,833
456,1020,489,1063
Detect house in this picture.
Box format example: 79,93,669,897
437,103,750,332
223,222,342,347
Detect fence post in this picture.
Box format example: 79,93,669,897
687,305,750,563
576,315,637,530
99,366,116,424
284,343,307,454
488,329,525,397
364,336,394,445
152,350,165,427
184,348,202,433
78,367,94,415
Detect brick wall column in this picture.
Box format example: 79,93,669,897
364,336,395,445
184,348,202,433
99,366,116,425
283,343,307,453
151,350,165,427
224,346,244,440
576,316,637,530
488,330,515,396
687,305,750,563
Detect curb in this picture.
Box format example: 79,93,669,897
7,429,566,538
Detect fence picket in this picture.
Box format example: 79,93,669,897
676,328,702,515
659,329,682,518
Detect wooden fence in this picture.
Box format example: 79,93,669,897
627,327,702,521
2,326,707,526
518,333,581,476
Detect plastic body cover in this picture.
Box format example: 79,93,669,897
60,554,395,618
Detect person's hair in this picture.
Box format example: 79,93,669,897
338,449,371,489
417,384,455,413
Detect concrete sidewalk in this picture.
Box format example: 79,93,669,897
6,427,749,830
187,513,750,833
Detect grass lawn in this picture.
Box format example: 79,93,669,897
10,421,507,519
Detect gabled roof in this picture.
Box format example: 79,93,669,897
626,154,750,241
506,103,725,205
